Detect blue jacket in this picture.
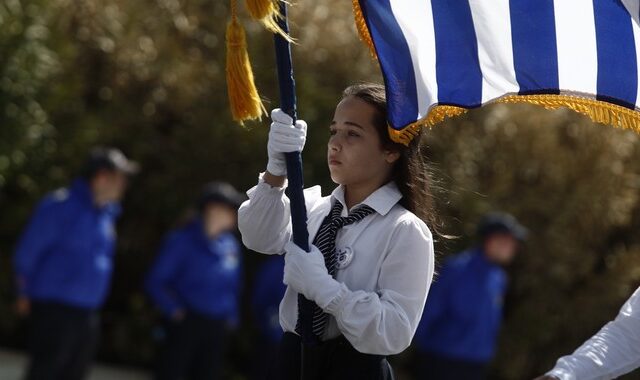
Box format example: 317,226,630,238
13,179,121,310
145,220,242,323
414,248,507,363
251,255,286,343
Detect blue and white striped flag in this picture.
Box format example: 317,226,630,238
353,0,640,145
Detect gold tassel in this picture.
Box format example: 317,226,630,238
226,0,266,124
245,0,293,42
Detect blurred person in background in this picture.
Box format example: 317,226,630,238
145,181,244,380
250,255,286,379
13,147,138,380
413,212,527,380
534,286,640,380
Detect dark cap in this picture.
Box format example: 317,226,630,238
83,147,140,178
198,181,245,211
477,212,528,242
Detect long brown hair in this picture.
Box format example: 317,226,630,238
341,83,443,234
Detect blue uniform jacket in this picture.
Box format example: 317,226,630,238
414,248,507,363
145,220,242,323
251,255,286,344
13,179,121,310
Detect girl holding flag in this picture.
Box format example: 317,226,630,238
238,83,436,379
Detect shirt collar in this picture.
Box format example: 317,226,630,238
330,181,402,216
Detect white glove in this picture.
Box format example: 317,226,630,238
266,109,307,176
283,241,343,310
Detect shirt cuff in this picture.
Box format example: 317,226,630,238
322,282,349,315
244,173,288,201
547,368,575,380
253,172,288,191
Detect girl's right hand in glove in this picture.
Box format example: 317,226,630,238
266,108,307,177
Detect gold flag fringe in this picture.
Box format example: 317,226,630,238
388,94,640,146
496,94,640,133
351,0,377,59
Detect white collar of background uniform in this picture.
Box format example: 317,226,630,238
330,181,403,217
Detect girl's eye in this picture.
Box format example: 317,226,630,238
329,128,337,136
348,130,360,137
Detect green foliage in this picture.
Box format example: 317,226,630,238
3,0,640,379
426,106,640,379
0,0,378,371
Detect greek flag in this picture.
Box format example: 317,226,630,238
353,0,640,145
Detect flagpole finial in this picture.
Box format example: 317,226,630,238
226,0,266,124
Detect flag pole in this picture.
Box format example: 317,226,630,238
273,1,318,351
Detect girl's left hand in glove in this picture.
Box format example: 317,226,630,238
283,241,343,309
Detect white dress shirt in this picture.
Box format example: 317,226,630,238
548,287,640,380
238,175,434,355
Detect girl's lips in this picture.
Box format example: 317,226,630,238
329,159,342,165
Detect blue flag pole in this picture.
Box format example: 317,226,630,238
273,1,318,348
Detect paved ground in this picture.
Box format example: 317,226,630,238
0,349,150,380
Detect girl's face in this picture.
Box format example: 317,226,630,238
327,96,400,188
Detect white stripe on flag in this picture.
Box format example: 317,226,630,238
624,0,640,108
388,0,438,119
468,0,520,103
554,0,598,95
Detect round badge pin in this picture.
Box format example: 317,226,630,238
336,247,354,269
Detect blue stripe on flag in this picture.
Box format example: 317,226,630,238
509,0,559,94
359,0,419,130
593,0,638,108
431,0,483,107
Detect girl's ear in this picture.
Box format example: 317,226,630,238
384,150,401,164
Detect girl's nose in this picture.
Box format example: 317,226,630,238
328,135,341,152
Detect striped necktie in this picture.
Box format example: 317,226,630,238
295,200,375,340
